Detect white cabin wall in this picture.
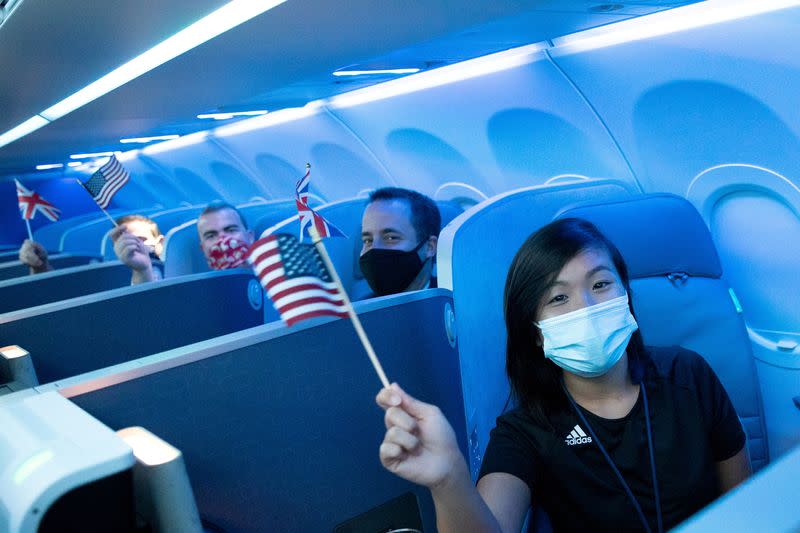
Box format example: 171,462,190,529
549,8,800,196
324,49,638,198
211,110,393,201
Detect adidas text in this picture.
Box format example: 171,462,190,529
564,425,592,446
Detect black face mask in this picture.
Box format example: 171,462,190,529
359,240,427,296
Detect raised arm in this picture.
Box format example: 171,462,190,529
376,384,529,533
111,225,158,284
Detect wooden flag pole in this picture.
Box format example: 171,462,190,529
24,218,33,241
75,179,118,227
309,226,390,389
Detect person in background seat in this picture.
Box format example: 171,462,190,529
110,214,165,285
196,201,254,271
359,187,441,296
376,218,751,533
19,214,165,285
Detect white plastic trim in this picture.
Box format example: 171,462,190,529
434,182,489,203
686,163,800,222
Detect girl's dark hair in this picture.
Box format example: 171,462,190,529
503,218,645,426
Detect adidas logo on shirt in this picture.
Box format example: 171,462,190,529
564,424,593,446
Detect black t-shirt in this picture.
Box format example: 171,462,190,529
478,346,746,532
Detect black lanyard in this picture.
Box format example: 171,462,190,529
562,381,664,533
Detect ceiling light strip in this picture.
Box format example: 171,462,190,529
333,68,420,76
120,135,181,144
40,0,286,122
551,0,800,54
328,42,546,109
197,110,268,120
0,116,50,149
69,151,117,159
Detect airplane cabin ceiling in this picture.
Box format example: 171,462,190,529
0,0,699,177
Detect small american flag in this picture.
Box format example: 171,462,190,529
247,233,348,326
15,179,60,221
80,155,130,209
295,165,345,241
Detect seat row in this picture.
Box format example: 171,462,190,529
0,178,792,532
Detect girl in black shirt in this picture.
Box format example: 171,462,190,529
376,218,751,532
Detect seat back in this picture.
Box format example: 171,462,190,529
437,178,638,477
45,289,466,533
350,199,465,301
162,200,296,278
557,194,768,469
264,197,369,298
0,254,101,282
0,270,264,385
0,262,132,314
33,210,127,251
59,208,162,254
100,205,204,260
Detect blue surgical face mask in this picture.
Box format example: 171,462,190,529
536,294,638,378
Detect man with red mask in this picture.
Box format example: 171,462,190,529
359,188,440,297
197,201,254,271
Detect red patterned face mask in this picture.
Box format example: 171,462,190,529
207,236,250,270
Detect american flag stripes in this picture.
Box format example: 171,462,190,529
295,165,345,241
79,155,130,209
247,233,348,326
15,179,60,221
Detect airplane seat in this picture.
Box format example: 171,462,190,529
163,201,296,278
32,210,125,252
162,218,210,278
252,196,323,237
0,392,136,533
557,193,769,470
437,178,638,480
100,206,205,261
0,261,132,315
58,289,466,532
264,197,370,299
0,254,101,282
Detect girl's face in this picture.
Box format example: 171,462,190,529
537,247,625,322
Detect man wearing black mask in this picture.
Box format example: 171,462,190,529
359,187,440,297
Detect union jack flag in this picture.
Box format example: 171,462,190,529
79,155,130,209
295,165,345,241
247,233,348,327
15,179,60,222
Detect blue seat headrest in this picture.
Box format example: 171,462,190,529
556,194,722,279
